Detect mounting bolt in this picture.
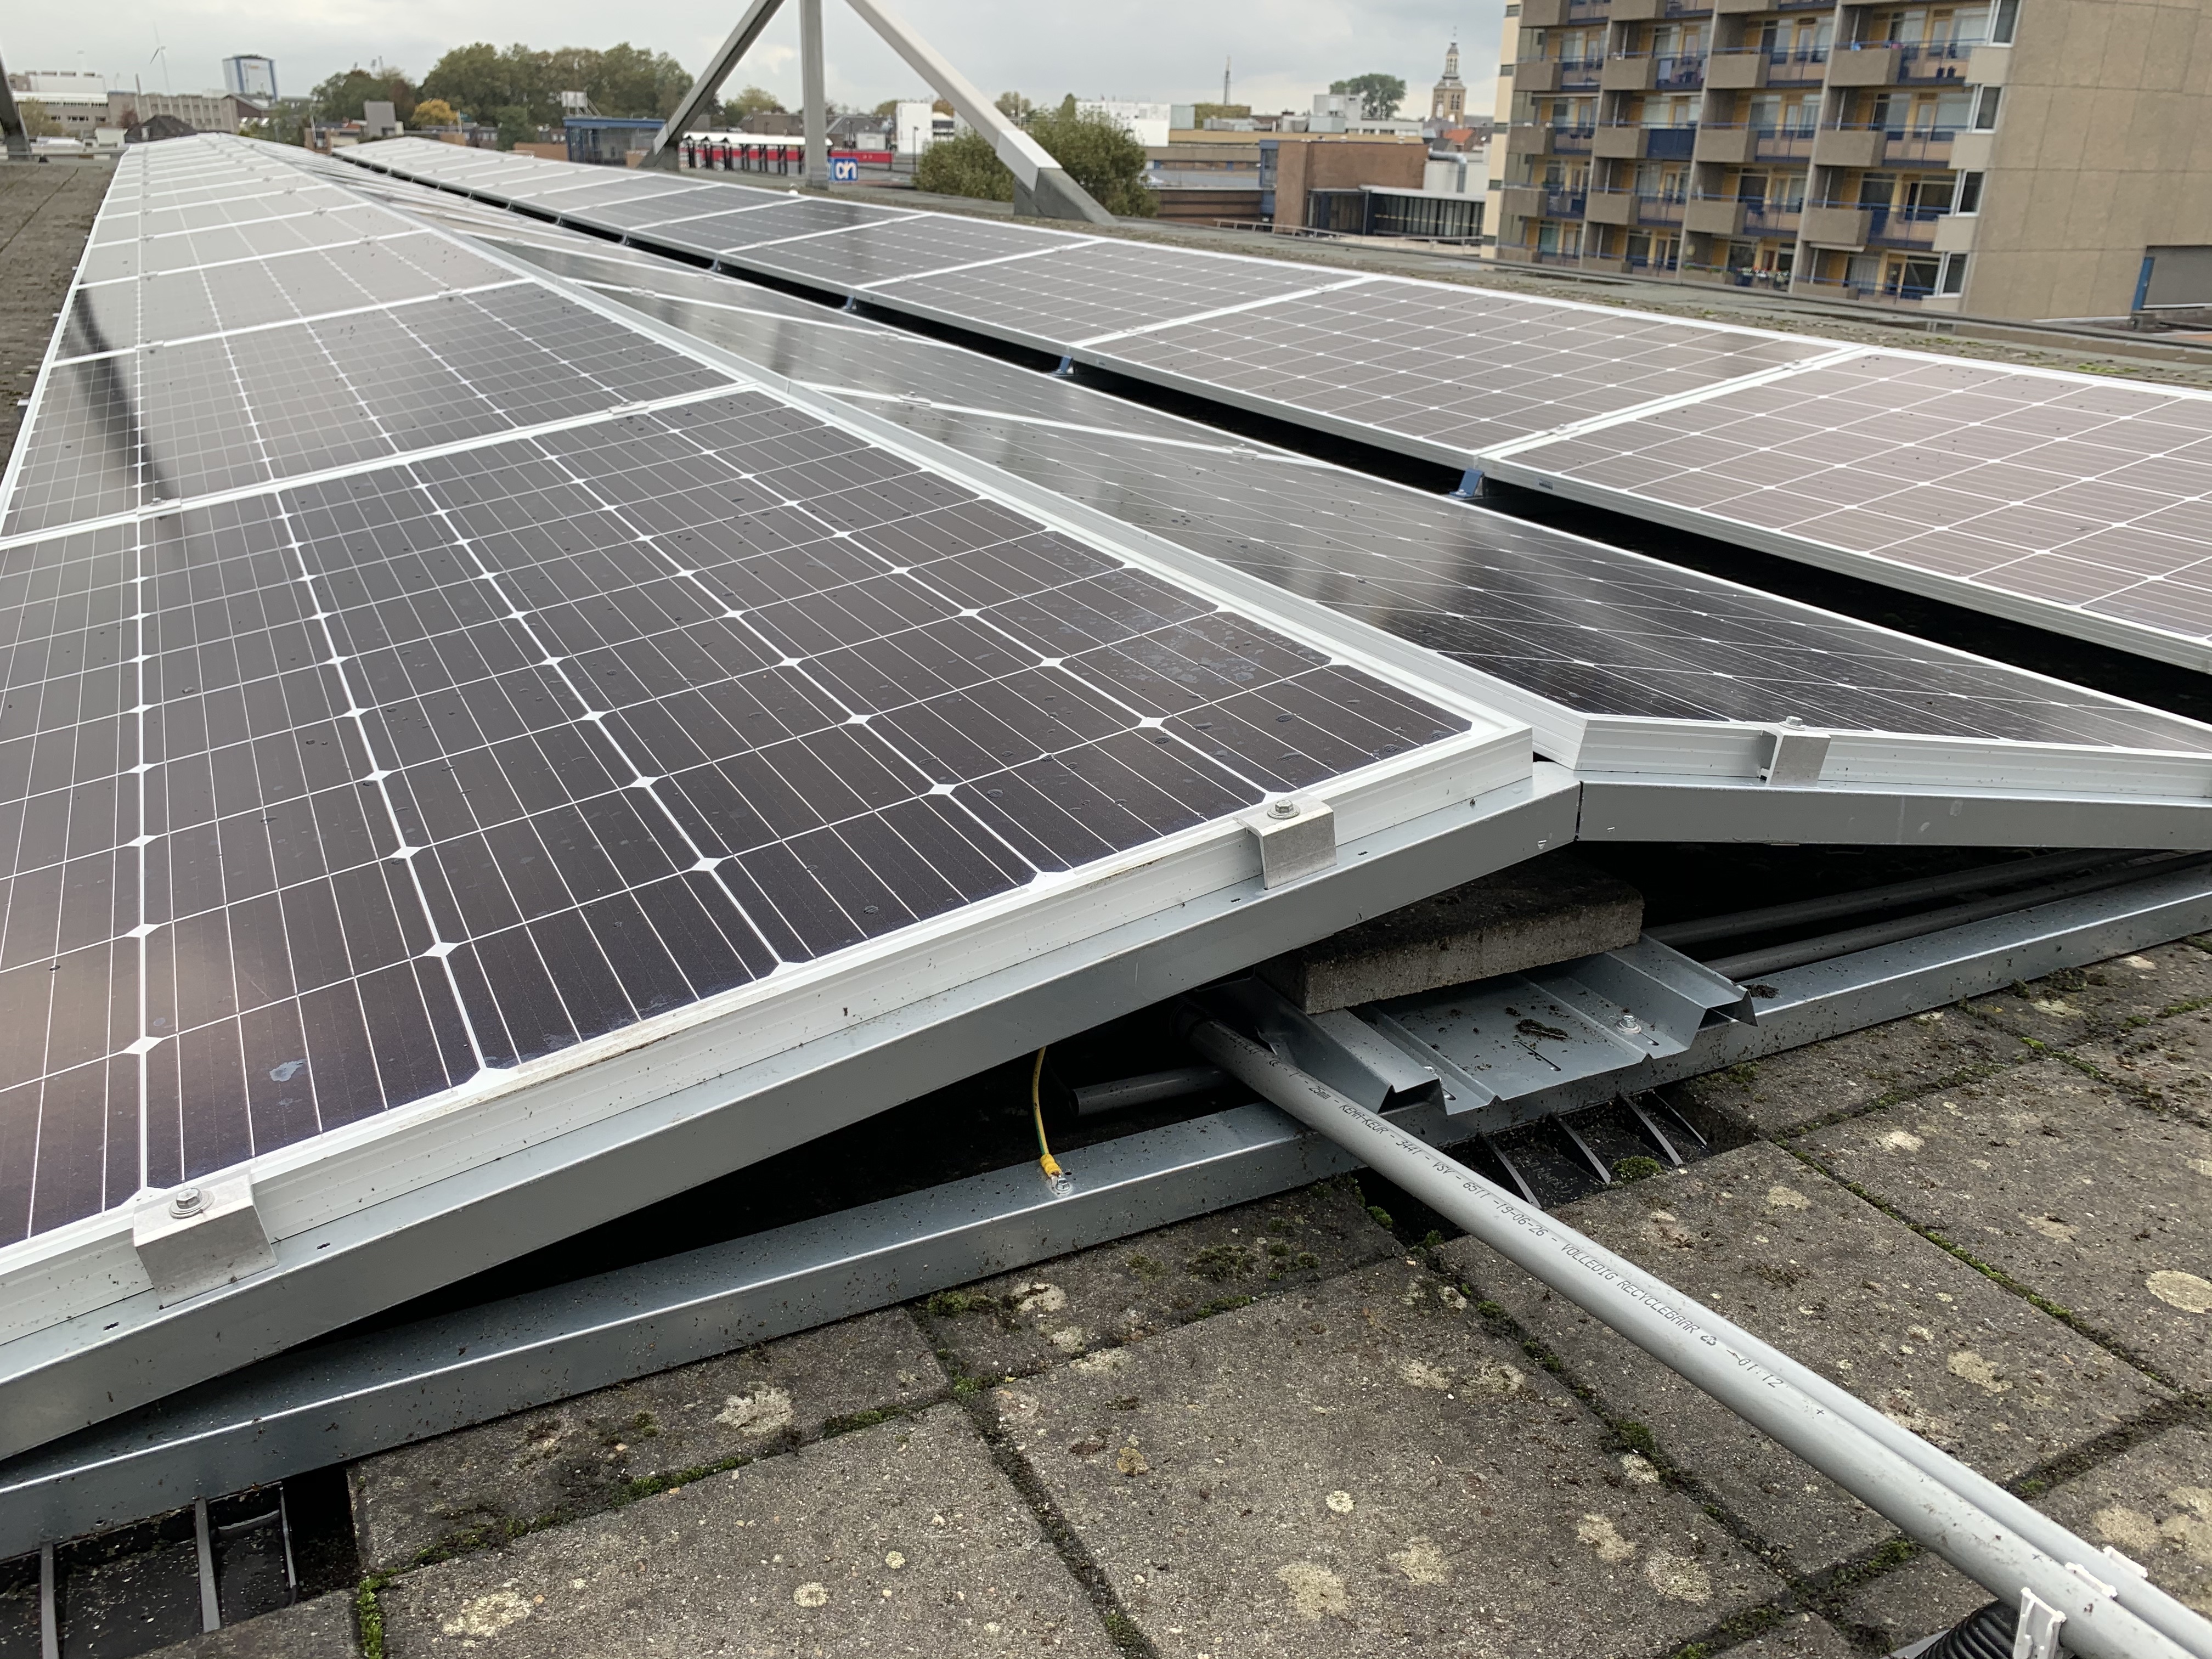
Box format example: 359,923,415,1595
1267,800,1301,820
167,1185,205,1220
1616,1014,1645,1036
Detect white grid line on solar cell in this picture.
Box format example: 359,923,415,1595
856,239,1076,291
1073,273,1382,348
295,161,2212,775
72,229,445,289
54,281,535,364
1483,346,2212,663
0,137,1515,1258
0,381,747,551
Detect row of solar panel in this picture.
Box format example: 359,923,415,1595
0,140,1482,1244
342,137,2212,670
334,149,2212,763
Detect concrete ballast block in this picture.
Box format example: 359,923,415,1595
1259,849,1643,1012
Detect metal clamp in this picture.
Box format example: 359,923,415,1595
131,1170,275,1306
1243,797,1336,888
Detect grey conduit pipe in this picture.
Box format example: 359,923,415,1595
1180,1012,2212,1659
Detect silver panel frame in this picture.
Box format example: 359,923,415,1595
7,849,2205,1551
0,140,1536,1454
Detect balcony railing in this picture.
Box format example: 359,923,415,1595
1797,271,1942,303
1746,120,1818,159
1842,36,1984,80
1561,53,1606,84
1743,201,1804,233
1542,189,1590,215
1684,259,1795,286
1824,122,1961,162
1626,254,1681,273
1552,123,1598,151
1610,50,1708,87
1821,202,1946,244
1601,120,1700,157
1766,47,1831,80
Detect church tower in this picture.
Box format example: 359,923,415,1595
1431,41,1466,123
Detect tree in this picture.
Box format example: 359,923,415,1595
421,43,505,122
913,131,1012,201
1329,73,1406,119
16,99,63,139
1188,102,1250,127
410,97,459,129
994,91,1035,124
728,86,783,119
872,99,900,119
1028,98,1156,216
242,98,311,145
312,67,417,124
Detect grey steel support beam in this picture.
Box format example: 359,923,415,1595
4,855,2208,1553
644,0,789,170
838,0,1114,223
800,0,828,188
0,49,35,163
645,0,1111,221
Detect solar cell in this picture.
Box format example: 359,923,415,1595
0,138,1503,1276
338,141,2212,672
1484,351,2212,672
742,216,1080,289
1095,282,1832,458
657,197,913,258
565,184,786,230
845,240,1345,352
426,183,2212,771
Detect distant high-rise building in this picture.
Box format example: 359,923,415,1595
1487,0,2212,320
224,55,277,102
1431,42,1468,122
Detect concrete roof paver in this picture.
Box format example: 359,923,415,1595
1444,1141,2168,1578
988,1256,1782,1658
141,1592,359,1659
1798,1058,2212,1391
351,1307,947,1572
377,1402,1116,1659
1836,1424,2212,1652
1709,1610,1861,1658
1669,1009,2029,1137
1956,940,2212,1048
918,1177,1400,1384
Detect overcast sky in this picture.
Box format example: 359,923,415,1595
8,0,1500,119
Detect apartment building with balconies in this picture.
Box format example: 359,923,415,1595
1490,0,2212,319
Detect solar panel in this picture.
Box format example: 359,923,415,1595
1482,351,2212,673
742,216,1082,289
1095,281,1833,459
354,173,2212,798
798,239,1349,353
0,140,1523,1446
336,140,2212,672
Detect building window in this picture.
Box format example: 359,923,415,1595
1937,252,1968,294
1990,0,2019,43
1954,171,1983,213
1970,86,2002,129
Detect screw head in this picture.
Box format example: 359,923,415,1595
1616,1014,1645,1036
167,1184,205,1219
1267,800,1301,820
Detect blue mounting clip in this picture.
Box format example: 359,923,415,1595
1052,356,1076,378
841,294,861,313
1448,467,1485,501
